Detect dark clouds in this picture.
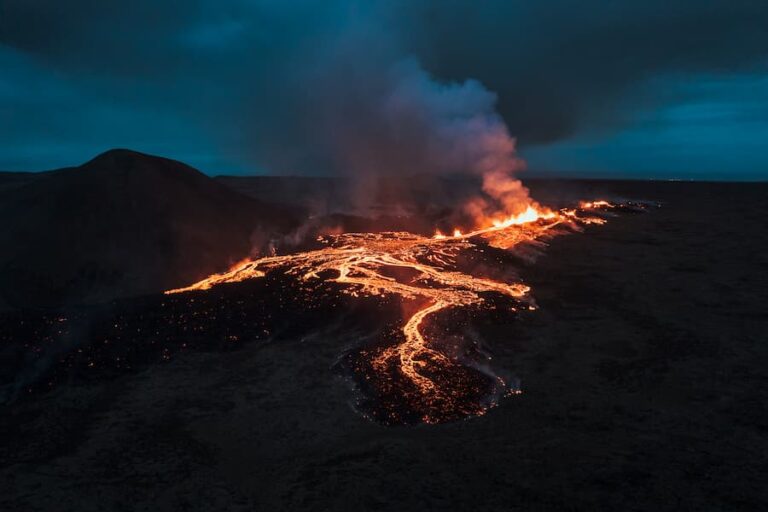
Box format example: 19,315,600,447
1,1,767,176
402,1,768,143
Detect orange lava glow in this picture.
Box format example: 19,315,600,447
580,200,614,209
166,201,612,423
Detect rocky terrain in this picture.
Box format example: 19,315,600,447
1,178,766,510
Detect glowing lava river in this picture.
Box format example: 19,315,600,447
164,201,635,425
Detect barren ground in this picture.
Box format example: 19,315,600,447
2,181,767,511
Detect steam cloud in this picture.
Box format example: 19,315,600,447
316,58,519,176
303,55,533,215
239,5,539,218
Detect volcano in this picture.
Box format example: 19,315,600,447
0,149,299,309
0,151,643,426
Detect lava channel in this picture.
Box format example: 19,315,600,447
167,202,623,424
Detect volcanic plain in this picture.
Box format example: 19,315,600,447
1,161,766,511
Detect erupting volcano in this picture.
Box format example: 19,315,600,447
158,54,651,423
167,195,634,424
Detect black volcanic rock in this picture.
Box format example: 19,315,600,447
0,149,300,308
2,181,768,511
0,171,45,193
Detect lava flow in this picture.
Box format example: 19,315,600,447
165,200,622,424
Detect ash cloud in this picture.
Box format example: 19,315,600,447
1,1,767,176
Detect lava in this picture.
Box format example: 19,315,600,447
166,201,618,424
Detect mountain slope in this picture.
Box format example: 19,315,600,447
0,149,300,308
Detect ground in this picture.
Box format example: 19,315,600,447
1,181,767,511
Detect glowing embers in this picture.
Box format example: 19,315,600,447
166,258,264,294
166,200,629,425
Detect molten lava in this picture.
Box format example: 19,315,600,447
166,200,618,424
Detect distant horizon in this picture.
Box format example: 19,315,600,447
2,147,766,183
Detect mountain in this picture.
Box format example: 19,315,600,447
0,149,300,309
0,171,46,193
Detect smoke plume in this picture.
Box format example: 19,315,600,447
242,3,540,218
306,55,532,215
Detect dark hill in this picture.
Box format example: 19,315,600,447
0,149,300,309
0,170,46,193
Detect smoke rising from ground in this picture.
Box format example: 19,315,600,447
229,2,531,197
300,54,532,213
315,58,519,177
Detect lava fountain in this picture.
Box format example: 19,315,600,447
166,199,622,424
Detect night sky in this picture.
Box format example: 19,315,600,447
1,1,767,180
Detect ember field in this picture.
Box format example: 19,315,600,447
2,180,767,511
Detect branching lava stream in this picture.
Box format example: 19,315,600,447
167,202,621,424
